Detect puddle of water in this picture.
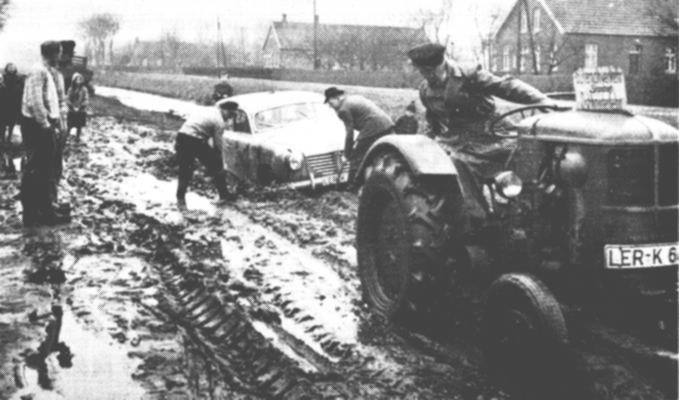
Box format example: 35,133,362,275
12,310,144,400
96,86,206,119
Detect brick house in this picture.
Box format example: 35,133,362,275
493,0,678,77
262,14,427,70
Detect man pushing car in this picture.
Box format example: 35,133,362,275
175,99,238,209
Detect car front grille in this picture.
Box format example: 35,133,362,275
607,144,678,207
305,151,347,177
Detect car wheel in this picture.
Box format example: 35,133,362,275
357,150,465,326
483,273,588,399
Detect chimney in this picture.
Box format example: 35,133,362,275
282,13,287,23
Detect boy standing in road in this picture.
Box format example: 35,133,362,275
324,87,394,183
175,100,237,209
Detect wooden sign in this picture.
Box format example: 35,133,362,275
573,67,627,111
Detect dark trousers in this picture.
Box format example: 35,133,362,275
175,133,229,200
349,127,394,183
50,130,68,205
20,117,58,218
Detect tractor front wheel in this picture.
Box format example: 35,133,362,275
357,151,464,326
483,273,590,399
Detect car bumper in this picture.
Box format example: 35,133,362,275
285,171,349,189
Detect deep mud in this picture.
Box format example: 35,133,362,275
0,92,675,400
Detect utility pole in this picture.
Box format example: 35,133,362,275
217,17,227,73
313,0,319,69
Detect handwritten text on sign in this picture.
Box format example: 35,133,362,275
573,67,627,111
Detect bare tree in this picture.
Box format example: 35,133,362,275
471,2,505,68
161,30,182,68
645,0,679,35
544,34,580,75
79,13,120,66
0,0,10,32
412,0,454,46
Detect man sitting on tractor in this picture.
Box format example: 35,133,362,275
409,43,551,189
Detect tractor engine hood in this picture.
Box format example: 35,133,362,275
517,110,679,144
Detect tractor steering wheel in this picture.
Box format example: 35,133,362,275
489,104,568,139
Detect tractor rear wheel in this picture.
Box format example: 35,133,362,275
357,151,464,326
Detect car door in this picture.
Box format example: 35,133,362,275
219,110,257,182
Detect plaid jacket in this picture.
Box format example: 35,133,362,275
21,62,60,128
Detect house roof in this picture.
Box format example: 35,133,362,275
499,0,677,38
543,0,676,36
264,21,428,52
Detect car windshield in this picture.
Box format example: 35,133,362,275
253,103,326,132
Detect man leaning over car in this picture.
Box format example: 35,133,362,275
175,100,237,209
324,87,394,184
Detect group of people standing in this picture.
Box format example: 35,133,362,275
17,40,91,227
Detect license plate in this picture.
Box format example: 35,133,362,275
605,243,679,269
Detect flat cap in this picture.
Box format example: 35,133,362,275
217,100,239,110
408,43,446,67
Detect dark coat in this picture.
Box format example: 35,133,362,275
394,114,418,134
419,62,547,139
0,73,24,124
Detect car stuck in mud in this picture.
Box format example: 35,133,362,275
219,91,350,189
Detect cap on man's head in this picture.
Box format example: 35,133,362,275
408,43,446,67
324,86,345,103
218,100,239,111
40,41,61,58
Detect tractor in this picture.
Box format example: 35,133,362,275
58,40,95,95
354,72,678,397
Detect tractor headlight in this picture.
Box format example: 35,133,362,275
558,149,587,187
287,151,304,171
494,171,523,199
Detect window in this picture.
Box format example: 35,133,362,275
533,8,541,33
549,47,559,72
503,45,512,71
665,47,677,74
521,46,530,72
254,103,323,132
629,43,642,74
585,43,598,69
520,9,528,33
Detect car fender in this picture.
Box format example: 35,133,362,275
355,134,458,185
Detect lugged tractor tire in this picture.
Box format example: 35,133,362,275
483,273,592,400
357,150,464,326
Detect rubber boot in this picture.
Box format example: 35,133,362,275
177,177,189,209
214,171,234,202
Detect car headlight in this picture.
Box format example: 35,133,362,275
494,171,523,199
287,151,304,171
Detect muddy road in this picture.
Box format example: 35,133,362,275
0,92,675,399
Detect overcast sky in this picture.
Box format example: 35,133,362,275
0,0,512,68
